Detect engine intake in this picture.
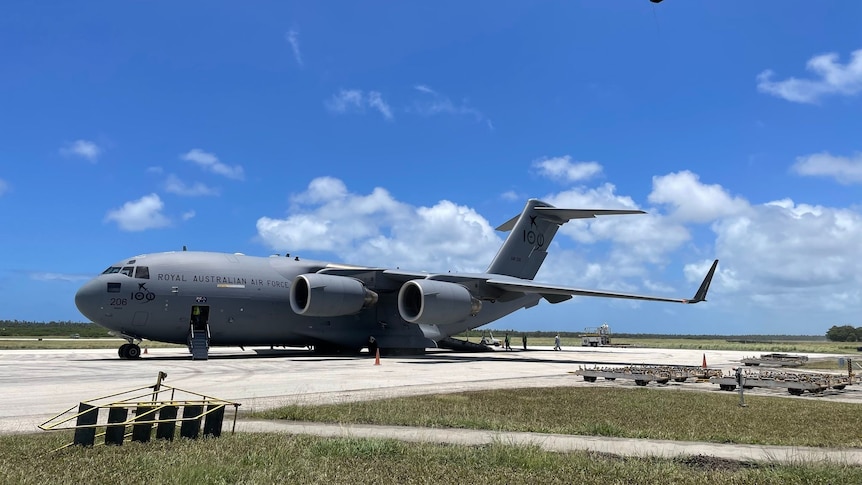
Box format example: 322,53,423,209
397,279,482,325
290,274,378,317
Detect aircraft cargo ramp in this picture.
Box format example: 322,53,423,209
437,337,494,352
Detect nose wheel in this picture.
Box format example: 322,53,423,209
118,343,142,359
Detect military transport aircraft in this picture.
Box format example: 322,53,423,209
75,199,718,359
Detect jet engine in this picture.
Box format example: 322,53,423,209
290,274,378,317
397,279,482,325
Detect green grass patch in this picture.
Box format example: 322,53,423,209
616,338,859,354
0,339,185,350
504,336,859,354
256,387,862,448
1,432,858,484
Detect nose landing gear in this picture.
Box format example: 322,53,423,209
118,338,143,359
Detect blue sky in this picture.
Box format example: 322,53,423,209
2,1,861,335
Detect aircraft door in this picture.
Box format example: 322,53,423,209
132,311,149,327
190,305,210,332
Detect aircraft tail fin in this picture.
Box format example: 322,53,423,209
486,199,644,280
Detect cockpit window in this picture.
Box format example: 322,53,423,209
135,266,150,279
102,266,122,274
120,266,134,277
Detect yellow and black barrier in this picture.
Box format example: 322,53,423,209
39,371,240,450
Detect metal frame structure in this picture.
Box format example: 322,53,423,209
39,372,240,450
574,364,723,386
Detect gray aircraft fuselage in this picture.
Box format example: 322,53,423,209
74,251,538,351
74,199,716,358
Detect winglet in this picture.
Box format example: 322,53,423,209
685,259,718,304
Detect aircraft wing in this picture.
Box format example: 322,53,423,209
487,259,718,305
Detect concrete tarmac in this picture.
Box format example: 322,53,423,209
1,345,859,463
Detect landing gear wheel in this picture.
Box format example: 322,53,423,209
126,344,141,359
118,343,141,359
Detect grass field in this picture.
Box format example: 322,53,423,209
1,432,858,485
506,337,860,354
256,387,862,448
0,339,185,350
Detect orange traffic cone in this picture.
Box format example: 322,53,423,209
374,348,380,366
702,353,707,369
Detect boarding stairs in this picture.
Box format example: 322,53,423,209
189,326,210,360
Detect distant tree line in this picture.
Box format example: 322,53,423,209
0,320,108,338
462,329,825,341
825,325,862,342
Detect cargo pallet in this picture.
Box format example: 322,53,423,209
574,365,723,386
710,369,856,396
740,353,809,367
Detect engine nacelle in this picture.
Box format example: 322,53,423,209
397,279,482,325
290,274,378,317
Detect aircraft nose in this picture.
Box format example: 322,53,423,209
75,279,102,322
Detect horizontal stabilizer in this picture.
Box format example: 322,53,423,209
495,208,645,231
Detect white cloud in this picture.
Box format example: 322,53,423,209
367,91,394,120
326,89,363,113
540,171,862,319
163,174,220,196
325,89,393,120
0,178,8,196
757,48,862,104
792,151,862,184
104,194,171,231
30,272,90,283
60,140,101,162
546,183,691,269
533,156,603,183
181,149,244,180
500,190,520,201
294,176,348,204
648,171,749,223
712,199,862,310
256,177,502,271
286,29,303,67
410,85,490,127
146,166,164,175
181,210,196,221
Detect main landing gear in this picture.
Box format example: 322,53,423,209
118,342,142,359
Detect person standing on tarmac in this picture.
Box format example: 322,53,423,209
522,334,527,350
554,334,561,351
504,333,511,351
